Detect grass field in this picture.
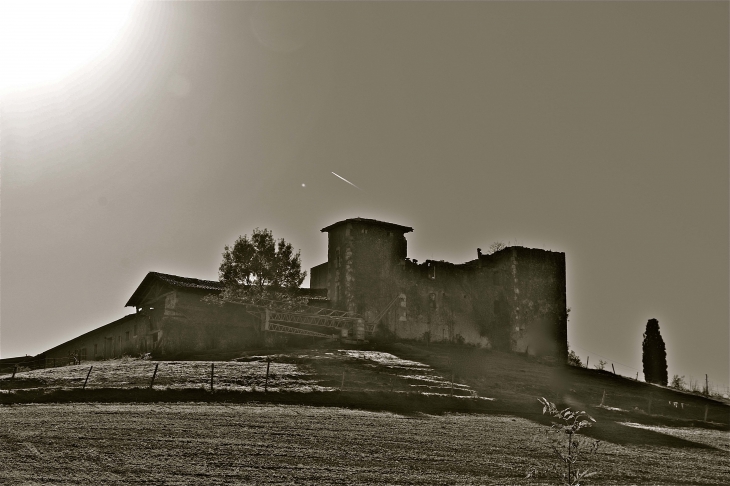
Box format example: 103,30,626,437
0,403,727,485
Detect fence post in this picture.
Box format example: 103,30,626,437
705,374,709,396
264,357,271,393
150,363,159,389
586,357,589,369
83,366,93,390
635,372,638,380
210,363,214,392
600,390,605,407
611,364,616,375
11,366,17,379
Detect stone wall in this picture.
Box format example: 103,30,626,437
310,262,328,289
39,289,263,361
314,221,567,359
504,247,567,361
40,313,150,361
158,289,261,356
326,221,407,314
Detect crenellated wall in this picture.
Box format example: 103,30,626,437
314,219,567,359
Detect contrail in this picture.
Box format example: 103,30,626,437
331,171,362,190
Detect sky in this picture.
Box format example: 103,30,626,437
1,1,728,389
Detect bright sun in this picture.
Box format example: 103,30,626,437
0,1,137,93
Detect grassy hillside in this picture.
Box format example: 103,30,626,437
0,349,476,396
380,342,729,425
1,341,727,429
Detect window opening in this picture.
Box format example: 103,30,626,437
429,293,437,309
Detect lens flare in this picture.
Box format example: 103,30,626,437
0,1,137,93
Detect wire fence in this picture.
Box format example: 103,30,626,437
0,356,477,397
1,357,725,424
0,356,80,375
594,387,724,423
0,359,324,393
570,344,729,399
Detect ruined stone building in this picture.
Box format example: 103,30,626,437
310,218,567,360
36,217,567,361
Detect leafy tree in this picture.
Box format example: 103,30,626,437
216,228,307,306
642,318,668,386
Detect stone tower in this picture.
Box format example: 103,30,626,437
320,218,412,315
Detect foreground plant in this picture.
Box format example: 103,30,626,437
527,397,600,486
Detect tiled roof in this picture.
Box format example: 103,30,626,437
125,272,222,307
297,288,328,300
150,272,224,292
125,272,327,307
321,217,413,233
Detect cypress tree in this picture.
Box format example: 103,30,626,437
642,318,668,386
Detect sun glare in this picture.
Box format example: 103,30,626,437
0,1,137,93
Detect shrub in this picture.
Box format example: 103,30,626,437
593,359,606,371
670,374,686,390
486,241,506,254
567,350,583,368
